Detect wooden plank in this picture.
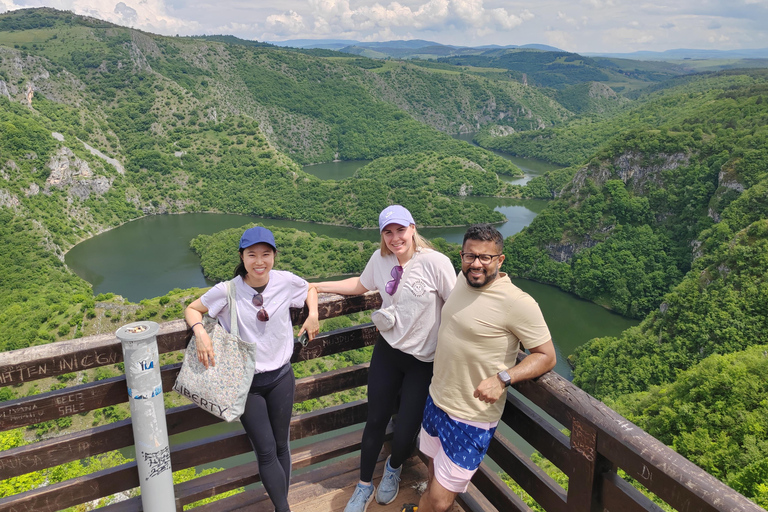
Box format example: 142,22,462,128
171,401,368,470
291,325,378,363
501,391,571,475
1,367,370,478
191,451,430,512
456,483,498,512
178,426,376,507
565,417,612,512
292,291,382,325
0,365,183,432
0,321,189,387
0,292,381,388
512,357,766,512
470,460,533,512
0,400,369,512
101,424,380,512
601,472,667,512
1,328,372,431
294,363,369,402
0,417,133,480
0,461,140,512
486,430,567,512
510,356,573,431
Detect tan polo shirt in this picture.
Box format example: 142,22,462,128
430,273,551,423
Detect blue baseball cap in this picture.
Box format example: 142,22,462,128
378,205,415,232
239,226,276,251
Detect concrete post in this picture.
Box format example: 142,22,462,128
116,321,176,512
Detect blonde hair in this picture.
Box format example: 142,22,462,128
380,226,434,256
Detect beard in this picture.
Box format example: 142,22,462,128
463,266,499,288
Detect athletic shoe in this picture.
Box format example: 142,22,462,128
344,482,374,512
400,504,419,512
376,455,402,504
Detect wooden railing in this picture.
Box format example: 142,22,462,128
0,292,762,512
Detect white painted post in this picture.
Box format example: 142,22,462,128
116,321,176,512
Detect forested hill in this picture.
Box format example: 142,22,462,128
2,7,768,506
486,69,768,506
0,7,579,350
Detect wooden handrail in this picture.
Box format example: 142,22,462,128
0,291,763,512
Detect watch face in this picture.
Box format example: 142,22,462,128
498,370,511,386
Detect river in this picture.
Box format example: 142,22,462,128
84,150,635,476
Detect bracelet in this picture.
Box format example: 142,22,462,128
189,321,203,330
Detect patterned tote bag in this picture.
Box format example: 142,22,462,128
174,280,257,422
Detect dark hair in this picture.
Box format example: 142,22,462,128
233,246,276,279
462,224,504,253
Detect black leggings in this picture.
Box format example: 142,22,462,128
359,336,434,482
239,364,295,512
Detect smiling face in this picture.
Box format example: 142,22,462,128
381,223,416,263
240,243,275,286
461,238,505,288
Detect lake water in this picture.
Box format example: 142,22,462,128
100,148,631,476
303,134,563,186
65,205,546,302
65,212,636,379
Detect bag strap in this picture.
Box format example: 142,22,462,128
227,280,240,337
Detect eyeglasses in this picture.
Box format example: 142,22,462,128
252,293,269,322
385,265,403,295
460,252,503,265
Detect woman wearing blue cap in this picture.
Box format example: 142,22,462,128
185,226,319,512
312,205,456,512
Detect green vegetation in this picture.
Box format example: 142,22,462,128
572,216,768,398
2,7,768,507
191,223,460,282
191,224,380,281
611,345,768,508
437,49,687,91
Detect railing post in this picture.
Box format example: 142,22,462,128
116,321,176,512
566,417,613,512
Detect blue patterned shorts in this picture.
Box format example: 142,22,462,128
421,395,497,471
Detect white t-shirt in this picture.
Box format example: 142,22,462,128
359,248,456,362
201,272,308,373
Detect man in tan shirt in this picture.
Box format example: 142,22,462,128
414,224,557,512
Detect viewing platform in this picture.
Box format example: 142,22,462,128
0,291,763,512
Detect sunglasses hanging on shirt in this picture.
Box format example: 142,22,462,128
385,265,404,295
252,293,269,321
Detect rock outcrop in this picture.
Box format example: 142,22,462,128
44,147,111,200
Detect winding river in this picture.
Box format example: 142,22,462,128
83,150,635,470
65,154,636,382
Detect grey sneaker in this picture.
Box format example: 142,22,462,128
344,482,374,512
376,456,402,505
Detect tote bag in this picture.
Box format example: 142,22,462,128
174,280,257,422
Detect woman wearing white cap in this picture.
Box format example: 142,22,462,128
312,205,456,512
185,226,319,512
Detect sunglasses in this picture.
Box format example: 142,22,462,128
252,293,269,322
385,265,404,295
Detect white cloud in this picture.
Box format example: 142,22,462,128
266,10,305,33
3,0,197,34
260,0,531,40
1,0,766,52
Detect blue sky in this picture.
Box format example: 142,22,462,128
2,0,767,53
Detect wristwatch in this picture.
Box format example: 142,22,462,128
497,370,512,387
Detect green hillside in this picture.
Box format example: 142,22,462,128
437,49,688,92
2,7,768,506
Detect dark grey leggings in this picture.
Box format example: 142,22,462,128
359,336,434,482
239,364,295,512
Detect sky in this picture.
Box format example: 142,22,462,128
1,0,768,54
